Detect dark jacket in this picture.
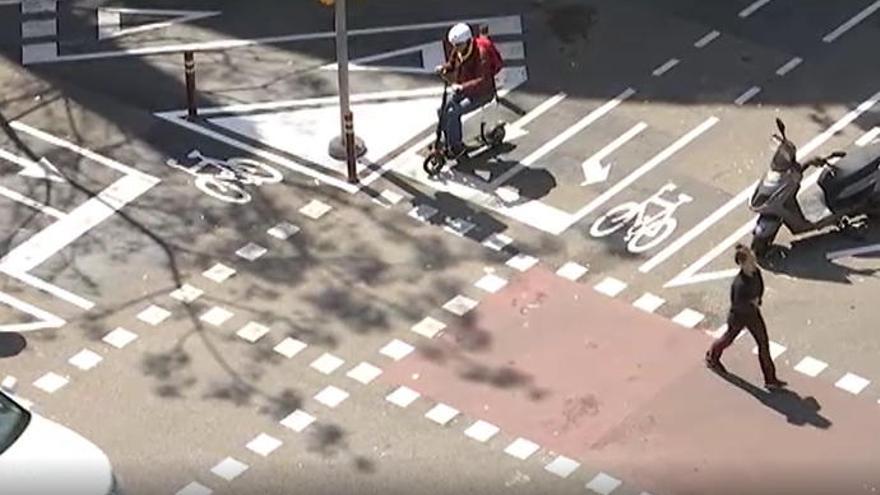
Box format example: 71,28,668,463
730,269,764,315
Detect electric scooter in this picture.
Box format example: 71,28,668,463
422,77,507,177
748,118,880,257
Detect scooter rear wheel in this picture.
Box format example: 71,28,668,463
423,152,446,177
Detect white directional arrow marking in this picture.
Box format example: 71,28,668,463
0,148,64,182
0,290,65,333
580,122,647,186
503,92,566,142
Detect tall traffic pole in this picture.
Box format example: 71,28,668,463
327,0,366,183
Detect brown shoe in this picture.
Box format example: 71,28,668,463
705,354,727,374
765,379,788,390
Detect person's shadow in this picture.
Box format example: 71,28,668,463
713,369,832,429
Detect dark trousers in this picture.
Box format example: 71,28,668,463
708,309,778,383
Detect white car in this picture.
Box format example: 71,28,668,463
0,390,118,495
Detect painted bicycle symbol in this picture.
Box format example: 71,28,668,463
166,149,283,204
589,182,692,253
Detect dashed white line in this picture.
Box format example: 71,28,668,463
68,349,103,371
273,337,307,358
175,482,212,495
823,0,880,43
506,254,539,272
210,457,248,481
694,30,720,48
464,420,500,442
33,372,68,393
103,327,138,349
246,433,282,457
856,127,880,147
738,0,773,18
593,277,627,297
170,284,204,303
200,306,234,327
503,437,540,460
314,385,349,408
411,317,446,338
752,341,786,360
280,409,316,432
475,273,508,293
379,339,415,361
633,292,665,313
586,472,623,495
734,86,762,106
346,362,383,385
386,386,421,408
835,372,870,395
310,353,345,375
545,455,580,478
652,58,680,77
672,309,705,328
556,262,588,282
425,403,460,425
775,56,803,76
794,356,829,377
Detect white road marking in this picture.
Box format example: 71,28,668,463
379,339,415,361
346,362,383,385
235,242,267,261
752,341,786,360
175,482,212,495
98,8,221,40
425,403,460,425
581,122,648,186
273,337,307,358
280,409,316,432
464,420,500,442
632,292,665,313
545,455,580,478
68,348,103,370
775,56,803,76
136,304,171,326
200,306,234,327
794,356,828,377
734,86,762,106
738,0,773,18
29,14,522,64
823,0,880,43
662,90,880,286
202,263,236,283
556,261,588,281
314,385,350,408
506,254,539,272
835,372,870,394
169,284,204,303
855,126,880,147
310,353,345,375
102,327,138,349
482,233,514,251
1,376,17,393
585,472,623,495
672,308,705,328
33,372,68,393
594,277,628,297
267,222,300,240
652,58,680,77
504,92,567,140
567,117,718,229
490,88,635,189
504,437,540,460
211,457,248,481
475,273,508,293
386,386,421,408
826,242,880,260
0,290,65,333
0,185,64,219
236,321,270,342
694,30,720,48
246,433,282,457
443,295,479,316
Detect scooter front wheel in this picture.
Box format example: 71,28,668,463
423,152,446,177
750,236,771,258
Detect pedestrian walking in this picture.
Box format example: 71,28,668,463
705,243,787,389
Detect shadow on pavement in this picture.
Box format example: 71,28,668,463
0,332,26,358
761,226,880,284
717,370,833,429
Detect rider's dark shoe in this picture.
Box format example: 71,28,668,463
765,378,788,390
448,144,468,160
705,354,728,374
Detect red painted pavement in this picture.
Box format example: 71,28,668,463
381,267,880,494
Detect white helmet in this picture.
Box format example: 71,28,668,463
447,23,472,45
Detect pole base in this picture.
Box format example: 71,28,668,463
328,135,367,161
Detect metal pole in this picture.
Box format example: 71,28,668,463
184,51,197,120
344,111,357,183
335,0,349,141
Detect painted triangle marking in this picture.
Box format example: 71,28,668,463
0,290,65,333
97,8,221,40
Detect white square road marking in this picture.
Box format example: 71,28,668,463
373,189,404,207
633,293,665,313
475,274,508,293
68,349,103,371
346,362,383,384
103,327,138,349
236,322,270,343
672,308,704,328
752,341,787,360
137,304,171,326
280,409,316,432
246,433,283,457
380,339,414,361
556,261,588,281
202,263,236,283
506,254,538,272
200,306,234,327
586,472,623,495
170,284,204,303
1,376,17,393
274,337,307,358
175,482,212,495
211,457,248,481
545,455,580,478
443,295,479,316
310,353,345,375
33,372,68,393
464,420,500,442
299,199,333,219
411,316,446,338
267,222,300,240
425,403,460,425
835,373,870,395
503,437,540,460
386,386,420,408
314,385,349,408
482,233,514,251
593,277,627,297
235,242,268,261
408,204,439,222
794,356,828,377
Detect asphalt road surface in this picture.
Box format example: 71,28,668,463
2,1,880,494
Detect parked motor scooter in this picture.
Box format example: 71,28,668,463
748,118,880,257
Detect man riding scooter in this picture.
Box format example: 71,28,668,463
434,22,501,159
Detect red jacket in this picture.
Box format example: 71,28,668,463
442,38,495,98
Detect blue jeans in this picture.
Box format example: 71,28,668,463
440,91,494,152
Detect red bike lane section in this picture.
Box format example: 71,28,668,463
380,267,880,495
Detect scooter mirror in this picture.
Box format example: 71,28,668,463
775,118,786,138
829,151,847,159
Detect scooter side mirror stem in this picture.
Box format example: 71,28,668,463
775,118,786,138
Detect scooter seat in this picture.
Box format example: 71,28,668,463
819,142,880,209
796,185,833,224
